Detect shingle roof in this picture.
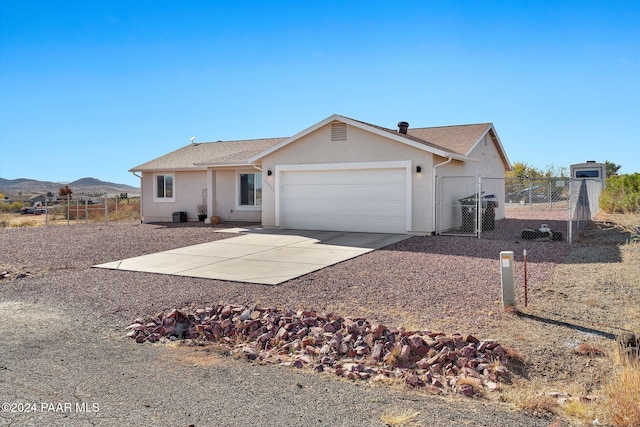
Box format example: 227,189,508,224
407,123,493,155
131,117,499,172
129,138,287,172
346,116,457,153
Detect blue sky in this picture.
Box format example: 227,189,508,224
1,1,638,188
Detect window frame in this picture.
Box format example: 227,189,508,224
153,173,175,202
236,171,262,210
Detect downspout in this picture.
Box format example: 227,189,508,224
132,172,143,223
432,156,453,234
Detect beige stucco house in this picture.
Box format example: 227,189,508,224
130,114,511,234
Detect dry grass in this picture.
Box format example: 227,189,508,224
574,341,606,357
9,218,39,228
380,409,421,427
600,338,640,427
509,384,561,417
563,399,597,423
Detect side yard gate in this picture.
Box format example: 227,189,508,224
435,176,603,243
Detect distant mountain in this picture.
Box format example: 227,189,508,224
0,177,139,196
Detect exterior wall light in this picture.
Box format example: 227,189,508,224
416,166,422,173
267,170,272,176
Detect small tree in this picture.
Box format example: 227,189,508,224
507,161,545,180
544,164,568,178
605,161,622,177
59,185,73,199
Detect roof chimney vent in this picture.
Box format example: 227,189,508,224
397,121,409,134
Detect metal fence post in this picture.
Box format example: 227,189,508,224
568,179,573,243
477,176,482,239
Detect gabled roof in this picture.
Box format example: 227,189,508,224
407,123,492,155
249,114,475,163
129,138,286,172
131,114,511,173
409,123,511,170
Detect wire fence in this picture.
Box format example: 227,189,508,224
436,176,603,243
11,194,140,226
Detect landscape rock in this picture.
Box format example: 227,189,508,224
127,303,511,395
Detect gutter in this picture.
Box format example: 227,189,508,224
432,156,453,234
132,172,143,222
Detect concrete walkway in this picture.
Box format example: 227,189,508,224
94,228,409,285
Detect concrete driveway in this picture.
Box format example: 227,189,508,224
94,228,409,285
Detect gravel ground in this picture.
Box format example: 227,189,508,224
1,218,637,426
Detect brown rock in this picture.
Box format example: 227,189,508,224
486,340,500,350
364,333,375,348
408,334,425,350
415,358,430,369
404,374,424,388
460,344,477,358
275,327,289,342
323,322,336,333
495,365,509,378
459,384,475,397
452,333,466,349
355,345,369,356
400,344,411,360
243,346,258,360
258,331,273,343
465,334,480,344
371,343,385,361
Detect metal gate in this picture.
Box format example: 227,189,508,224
435,176,479,236
436,175,603,242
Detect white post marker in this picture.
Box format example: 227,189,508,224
500,251,515,308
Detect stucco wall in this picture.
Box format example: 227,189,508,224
140,170,207,223
259,122,435,233
214,169,262,223
141,169,262,223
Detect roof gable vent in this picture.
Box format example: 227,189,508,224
331,122,347,141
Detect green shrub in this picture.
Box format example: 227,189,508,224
600,173,640,213
0,201,25,213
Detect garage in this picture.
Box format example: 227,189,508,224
278,165,409,233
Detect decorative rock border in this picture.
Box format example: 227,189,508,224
127,304,510,396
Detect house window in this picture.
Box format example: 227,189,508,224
155,174,174,201
239,173,262,207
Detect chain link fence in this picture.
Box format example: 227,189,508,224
12,194,140,226
435,176,603,242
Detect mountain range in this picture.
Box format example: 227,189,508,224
0,177,140,195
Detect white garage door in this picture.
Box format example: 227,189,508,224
280,168,407,233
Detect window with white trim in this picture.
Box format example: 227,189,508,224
155,174,174,201
239,172,262,207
